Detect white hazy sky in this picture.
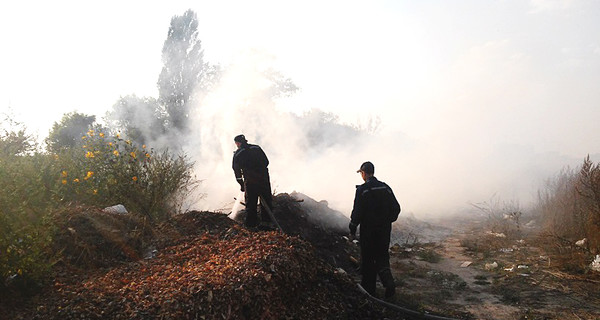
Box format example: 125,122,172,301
1,0,599,216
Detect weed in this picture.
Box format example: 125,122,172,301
417,249,442,263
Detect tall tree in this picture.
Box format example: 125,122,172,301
158,9,209,134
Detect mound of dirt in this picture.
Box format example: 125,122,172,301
51,206,155,267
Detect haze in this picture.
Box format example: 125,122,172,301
1,0,599,218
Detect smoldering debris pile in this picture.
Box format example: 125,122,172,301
7,198,399,319
233,193,361,273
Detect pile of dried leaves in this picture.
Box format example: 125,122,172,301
6,201,401,319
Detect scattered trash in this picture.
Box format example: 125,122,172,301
4,274,18,286
352,239,359,245
504,267,514,272
519,273,530,277
499,248,514,253
517,265,529,269
485,262,498,270
576,238,587,247
485,231,506,238
516,239,525,244
144,247,158,260
335,268,347,275
591,255,600,272
460,261,472,268
342,236,349,241
525,220,536,227
103,204,128,214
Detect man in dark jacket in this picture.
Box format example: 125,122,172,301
350,161,401,298
232,134,273,228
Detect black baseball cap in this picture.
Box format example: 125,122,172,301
357,161,374,174
234,134,247,143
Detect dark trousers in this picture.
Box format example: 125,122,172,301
359,224,394,295
244,182,273,227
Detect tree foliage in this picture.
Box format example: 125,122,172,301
0,116,36,156
46,112,96,153
158,9,212,134
106,95,166,145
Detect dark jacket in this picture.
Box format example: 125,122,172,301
351,177,401,228
232,143,270,185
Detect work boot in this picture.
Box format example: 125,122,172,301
380,269,396,298
385,286,396,298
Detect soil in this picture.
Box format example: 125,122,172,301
385,216,600,320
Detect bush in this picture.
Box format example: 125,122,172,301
0,131,57,291
536,156,600,255
1,123,198,294
53,129,197,221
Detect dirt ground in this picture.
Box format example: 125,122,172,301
383,217,600,320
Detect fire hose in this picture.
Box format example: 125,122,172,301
232,195,283,232
259,195,283,232
356,284,460,320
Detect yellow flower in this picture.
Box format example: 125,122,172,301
54,155,59,160
88,130,94,136
132,176,138,182
84,171,94,180
108,142,113,146
81,136,86,140
82,145,87,149
61,170,68,177
99,132,105,138
73,178,80,183
93,189,98,195
113,150,120,156
142,145,146,149
61,179,67,185
145,153,151,158
116,133,121,138
85,151,94,158
130,152,136,159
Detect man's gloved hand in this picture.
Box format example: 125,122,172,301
238,180,245,192
349,222,358,236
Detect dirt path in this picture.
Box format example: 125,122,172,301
389,226,600,320
425,234,521,320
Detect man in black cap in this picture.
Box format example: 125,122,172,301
350,161,401,298
232,134,273,228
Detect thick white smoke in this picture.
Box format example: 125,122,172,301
182,50,590,219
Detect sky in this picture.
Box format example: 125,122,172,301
1,0,599,217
